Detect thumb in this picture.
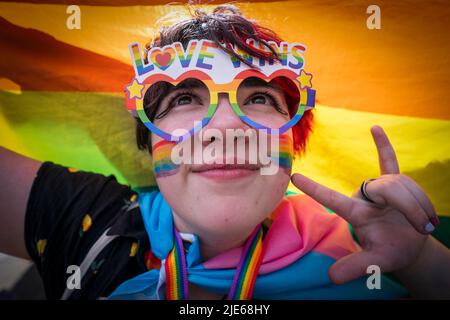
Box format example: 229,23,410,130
328,251,377,285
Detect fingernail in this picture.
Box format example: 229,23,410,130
430,216,440,227
424,222,435,233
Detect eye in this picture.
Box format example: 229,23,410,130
249,94,270,105
155,91,203,120
174,94,193,106
168,91,202,108
245,92,279,107
243,91,288,116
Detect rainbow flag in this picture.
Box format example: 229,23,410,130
1,1,449,244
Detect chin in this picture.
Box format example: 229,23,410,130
193,204,261,237
195,196,271,227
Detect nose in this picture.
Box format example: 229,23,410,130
201,92,250,145
199,93,253,161
204,92,249,132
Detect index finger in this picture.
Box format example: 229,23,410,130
291,173,356,223
371,125,400,175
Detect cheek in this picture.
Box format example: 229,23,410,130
155,117,195,134
150,137,190,205
154,163,191,213
257,172,291,209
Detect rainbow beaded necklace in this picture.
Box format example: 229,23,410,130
165,224,265,300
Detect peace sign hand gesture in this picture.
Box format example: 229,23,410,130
291,126,440,285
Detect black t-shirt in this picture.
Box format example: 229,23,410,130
25,162,153,300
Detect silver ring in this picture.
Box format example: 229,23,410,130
360,178,377,203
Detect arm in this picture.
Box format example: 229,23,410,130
395,236,450,299
291,126,450,298
1,154,138,299
0,146,42,259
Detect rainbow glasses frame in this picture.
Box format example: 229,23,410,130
126,68,315,142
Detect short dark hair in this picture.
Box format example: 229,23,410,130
135,4,314,155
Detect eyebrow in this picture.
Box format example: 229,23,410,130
239,77,283,94
171,79,204,91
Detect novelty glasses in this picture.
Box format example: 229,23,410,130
125,39,316,142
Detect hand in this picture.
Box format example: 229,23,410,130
291,125,440,284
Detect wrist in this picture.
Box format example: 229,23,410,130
392,236,450,299
394,235,433,279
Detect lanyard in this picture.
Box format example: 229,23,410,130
165,224,265,300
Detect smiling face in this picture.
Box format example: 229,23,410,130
149,77,295,243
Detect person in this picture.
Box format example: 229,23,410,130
1,5,449,300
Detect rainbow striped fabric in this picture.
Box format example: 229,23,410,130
227,225,265,300
107,191,409,300
1,1,449,216
1,1,449,243
165,228,188,299
164,223,265,300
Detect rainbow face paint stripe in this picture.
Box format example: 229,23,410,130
126,38,316,142
227,225,264,300
165,228,188,300
271,133,294,173
152,140,180,178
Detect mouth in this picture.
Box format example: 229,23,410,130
190,163,261,180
